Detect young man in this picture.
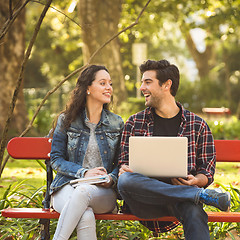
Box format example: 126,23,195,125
117,60,230,239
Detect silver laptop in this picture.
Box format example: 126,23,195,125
129,136,188,178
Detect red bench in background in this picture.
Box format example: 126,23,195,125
1,137,240,239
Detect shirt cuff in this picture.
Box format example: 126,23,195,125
76,168,88,178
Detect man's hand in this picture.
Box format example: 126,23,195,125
171,173,208,187
119,164,133,176
171,175,195,186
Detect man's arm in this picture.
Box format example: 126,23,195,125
195,121,216,187
118,116,136,176
118,116,135,165
173,119,216,188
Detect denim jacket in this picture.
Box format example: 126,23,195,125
50,109,124,195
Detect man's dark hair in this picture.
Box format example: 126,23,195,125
139,59,180,96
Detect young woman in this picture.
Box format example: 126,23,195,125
50,65,124,240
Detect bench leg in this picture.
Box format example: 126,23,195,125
153,232,159,237
39,218,50,240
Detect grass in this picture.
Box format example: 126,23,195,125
215,162,240,181
213,162,240,187
0,158,46,198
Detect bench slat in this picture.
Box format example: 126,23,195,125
1,208,59,219
2,208,240,222
7,137,51,159
215,140,240,162
207,212,240,222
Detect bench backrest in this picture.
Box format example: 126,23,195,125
7,137,52,159
6,137,240,162
214,139,240,162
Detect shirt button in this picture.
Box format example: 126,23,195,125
100,136,104,140
104,151,107,154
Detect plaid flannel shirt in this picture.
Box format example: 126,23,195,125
118,102,216,233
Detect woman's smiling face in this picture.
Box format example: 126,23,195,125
87,70,113,105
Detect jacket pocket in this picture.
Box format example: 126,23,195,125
67,132,81,151
105,132,121,155
105,132,120,140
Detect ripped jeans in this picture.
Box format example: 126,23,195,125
51,183,116,240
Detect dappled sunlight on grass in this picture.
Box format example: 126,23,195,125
213,162,240,187
0,159,46,197
4,166,45,178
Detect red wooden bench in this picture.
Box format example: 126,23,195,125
1,137,240,239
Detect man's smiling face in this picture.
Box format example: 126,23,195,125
140,70,165,108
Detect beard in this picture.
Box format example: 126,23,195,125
145,95,160,108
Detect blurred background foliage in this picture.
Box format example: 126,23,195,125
1,0,240,137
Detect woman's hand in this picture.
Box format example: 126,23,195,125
98,175,113,188
84,167,113,188
84,167,107,178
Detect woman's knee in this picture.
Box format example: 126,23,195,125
74,184,90,197
69,185,91,208
77,208,96,229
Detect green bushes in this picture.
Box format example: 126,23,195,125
0,181,48,239
207,183,240,239
207,116,240,140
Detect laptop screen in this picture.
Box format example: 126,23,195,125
129,136,188,178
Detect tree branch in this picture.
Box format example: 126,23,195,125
0,0,30,41
32,0,82,28
9,0,13,19
0,0,53,175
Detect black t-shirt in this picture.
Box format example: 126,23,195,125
153,107,182,137
152,107,182,183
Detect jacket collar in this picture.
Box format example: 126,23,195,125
83,108,110,126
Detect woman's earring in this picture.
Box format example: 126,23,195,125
87,92,90,95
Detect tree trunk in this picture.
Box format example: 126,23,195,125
0,0,28,137
78,0,126,109
181,28,216,106
184,32,213,80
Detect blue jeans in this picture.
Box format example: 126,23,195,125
117,172,210,240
